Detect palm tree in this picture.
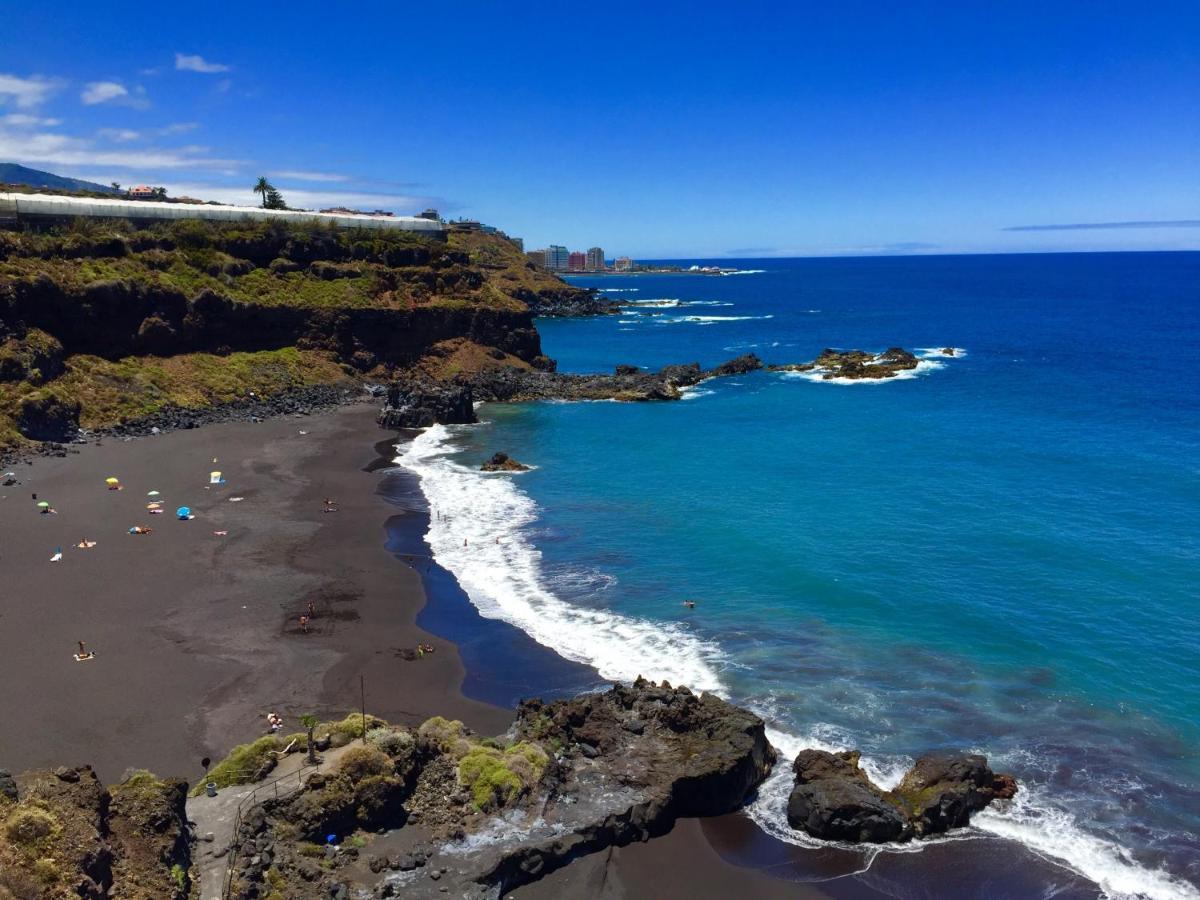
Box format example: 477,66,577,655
300,714,318,764
253,176,272,208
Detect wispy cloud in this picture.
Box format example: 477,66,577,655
81,81,128,105
274,170,351,183
0,73,61,108
2,113,62,127
0,125,240,172
97,128,141,142
160,121,199,135
1004,220,1200,231
175,53,231,74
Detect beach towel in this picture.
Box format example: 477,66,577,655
50,548,62,562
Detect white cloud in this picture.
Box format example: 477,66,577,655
81,81,129,105
98,128,141,142
0,124,241,171
159,121,199,135
274,170,350,183
1,113,62,127
0,73,60,108
175,53,231,74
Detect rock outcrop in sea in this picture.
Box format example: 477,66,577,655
770,347,920,380
480,452,530,472
786,749,1017,843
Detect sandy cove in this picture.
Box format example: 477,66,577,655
0,403,508,782
0,401,831,899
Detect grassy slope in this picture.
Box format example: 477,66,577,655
0,219,572,448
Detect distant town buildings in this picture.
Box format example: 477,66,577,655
416,208,440,220
127,185,156,199
525,243,618,272
614,256,634,272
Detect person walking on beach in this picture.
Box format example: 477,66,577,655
307,601,316,620
299,614,310,634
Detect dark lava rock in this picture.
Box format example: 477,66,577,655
0,768,17,801
787,750,911,843
707,353,763,377
480,452,530,472
518,286,620,317
380,381,476,428
786,749,1018,844
16,393,80,442
614,364,640,376
769,347,921,381
893,752,1018,836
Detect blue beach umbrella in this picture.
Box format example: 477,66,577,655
176,506,192,519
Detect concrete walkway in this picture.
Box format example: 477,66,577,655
187,742,360,900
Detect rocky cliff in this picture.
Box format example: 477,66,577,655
0,766,191,898
0,219,592,448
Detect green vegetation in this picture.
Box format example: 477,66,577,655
456,741,549,812
3,805,60,852
367,726,413,756
191,735,282,796
337,746,393,783
417,716,473,758
170,863,187,892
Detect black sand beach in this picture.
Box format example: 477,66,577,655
0,402,1105,898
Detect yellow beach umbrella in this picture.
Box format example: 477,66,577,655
105,477,119,485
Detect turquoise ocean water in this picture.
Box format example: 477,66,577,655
398,253,1200,898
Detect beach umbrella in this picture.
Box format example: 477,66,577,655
147,490,160,497
209,471,223,485
37,501,49,508
176,506,192,519
105,477,119,485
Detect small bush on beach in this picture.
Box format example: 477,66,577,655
191,736,281,795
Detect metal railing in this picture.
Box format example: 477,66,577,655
220,761,316,899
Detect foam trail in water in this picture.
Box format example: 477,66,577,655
398,426,725,693
398,425,1197,900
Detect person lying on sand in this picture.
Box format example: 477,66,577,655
76,539,97,549
128,526,152,535
74,640,96,661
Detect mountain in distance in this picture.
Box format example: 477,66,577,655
0,162,121,194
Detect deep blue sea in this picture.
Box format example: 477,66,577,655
399,253,1200,899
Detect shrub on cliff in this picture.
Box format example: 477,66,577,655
367,727,413,757
337,746,393,783
3,805,60,850
191,736,281,795
456,741,548,812
417,716,472,758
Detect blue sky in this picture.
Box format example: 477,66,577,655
1,2,1197,258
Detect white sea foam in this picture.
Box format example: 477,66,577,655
397,427,725,693
917,346,968,359
397,423,1196,900
624,298,683,307
723,268,767,275
598,288,640,293
663,314,774,325
974,788,1200,900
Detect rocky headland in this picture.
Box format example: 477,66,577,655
378,353,765,428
